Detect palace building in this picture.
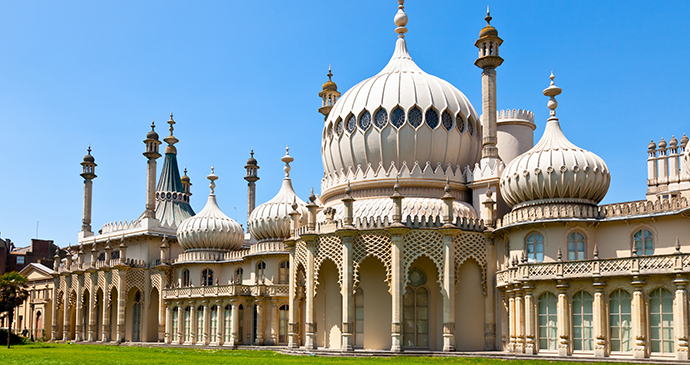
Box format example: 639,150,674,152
18,0,690,360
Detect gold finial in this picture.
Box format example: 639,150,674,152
485,5,492,25
328,64,332,81
168,112,175,136
394,0,408,38
151,118,155,130
163,112,179,152
281,145,294,178
543,72,562,118
207,165,218,194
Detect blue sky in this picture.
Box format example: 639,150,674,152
1,1,689,248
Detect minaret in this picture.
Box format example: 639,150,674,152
244,149,260,228
143,119,162,219
318,66,340,119
79,146,97,239
475,7,503,165
181,167,192,195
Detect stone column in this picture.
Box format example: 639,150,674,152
632,276,647,359
440,229,458,352
63,275,72,341
51,276,59,341
339,230,356,351
484,238,496,350
230,299,239,347
508,289,516,353
500,291,508,351
514,287,524,353
286,241,298,348
304,240,317,350
389,227,408,352
523,284,536,354
216,299,224,345
593,280,607,357
75,276,83,342
557,281,570,356
116,270,126,343
255,299,264,345
202,300,210,345
176,302,184,345
101,288,110,342
87,272,97,341
189,302,197,344
674,276,689,360
270,298,279,345
164,301,172,344
158,271,168,342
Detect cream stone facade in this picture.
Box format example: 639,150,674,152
25,1,690,361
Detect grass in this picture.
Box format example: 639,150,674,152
0,343,627,365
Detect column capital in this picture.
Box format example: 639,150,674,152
386,226,410,236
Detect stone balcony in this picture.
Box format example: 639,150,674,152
162,283,289,299
56,257,147,274
496,253,690,288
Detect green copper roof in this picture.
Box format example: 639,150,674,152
157,153,185,193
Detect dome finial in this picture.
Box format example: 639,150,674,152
151,118,155,130
163,112,179,153
281,145,294,178
394,0,408,38
328,64,332,82
543,72,562,118
485,5,492,25
207,165,218,195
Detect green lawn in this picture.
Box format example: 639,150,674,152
0,343,618,365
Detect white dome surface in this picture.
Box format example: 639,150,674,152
500,115,610,208
177,194,244,251
248,178,307,242
321,37,481,196
318,196,476,223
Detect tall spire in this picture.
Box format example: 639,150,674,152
394,0,408,38
164,112,179,154
475,8,503,163
319,66,340,117
245,148,260,230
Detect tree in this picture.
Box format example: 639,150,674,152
0,272,29,349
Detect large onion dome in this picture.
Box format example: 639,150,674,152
177,168,244,251
500,74,610,208
320,1,480,203
248,148,308,242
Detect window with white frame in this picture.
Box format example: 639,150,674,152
526,233,544,263
633,229,653,256
567,232,586,260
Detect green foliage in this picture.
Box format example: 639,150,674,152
0,272,29,314
0,344,636,365
0,330,27,346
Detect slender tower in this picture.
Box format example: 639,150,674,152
79,146,97,239
318,66,340,119
143,119,162,219
475,7,503,165
244,149,260,229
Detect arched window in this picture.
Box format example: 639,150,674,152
374,108,388,129
441,110,453,131
425,108,439,129
538,292,557,351
201,269,214,286
256,261,266,283
335,118,343,137
391,106,405,128
609,289,632,352
210,305,218,342
456,114,465,133
172,307,179,342
224,304,231,343
572,291,593,351
567,232,586,260
346,114,356,134
633,229,653,256
355,288,364,348
358,111,371,131
649,288,674,354
196,305,204,340
182,269,190,287
278,261,289,284
279,305,289,343
408,106,422,128
525,233,544,263
238,304,244,343
468,117,475,135
403,268,428,348
235,267,244,284
184,306,192,342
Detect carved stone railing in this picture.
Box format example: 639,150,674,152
162,284,288,299
304,215,485,235
57,257,147,273
172,250,249,264
248,241,287,255
496,253,688,288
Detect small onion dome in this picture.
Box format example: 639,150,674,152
479,9,498,38
248,148,307,242
177,168,243,251
147,121,159,140
83,152,95,163
658,138,667,149
681,133,689,147
321,66,338,92
670,135,678,148
246,153,258,166
500,73,610,208
648,139,657,150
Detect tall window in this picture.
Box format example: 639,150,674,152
238,304,244,344
184,307,191,342
568,232,586,260
279,305,288,343
609,289,632,352
633,229,654,256
235,268,244,284
196,306,204,340
172,307,179,342
256,261,266,283
201,269,214,286
355,288,364,348
650,288,674,354
403,268,428,348
182,269,190,287
210,305,218,342
572,291,593,351
278,261,289,284
538,292,558,351
526,233,544,263
224,304,231,343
